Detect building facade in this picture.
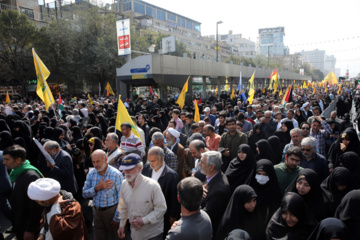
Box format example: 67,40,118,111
258,27,289,57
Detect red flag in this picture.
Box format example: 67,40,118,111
107,89,109,96
149,86,153,95
198,97,202,104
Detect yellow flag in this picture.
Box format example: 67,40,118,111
215,86,218,95
302,81,308,89
230,88,235,100
88,93,93,105
225,79,229,91
322,72,338,86
32,48,55,110
337,84,341,95
312,87,315,94
6,91,10,104
177,76,190,109
279,88,283,96
105,82,115,95
247,71,256,104
194,100,200,123
115,95,140,139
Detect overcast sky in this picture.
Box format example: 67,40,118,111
101,0,360,77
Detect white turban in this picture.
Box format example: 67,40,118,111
302,102,309,108
27,178,61,201
168,127,180,138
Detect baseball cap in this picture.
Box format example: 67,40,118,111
119,153,142,171
203,107,210,112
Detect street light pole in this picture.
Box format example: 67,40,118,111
216,21,223,62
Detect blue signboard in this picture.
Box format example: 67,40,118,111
130,64,151,73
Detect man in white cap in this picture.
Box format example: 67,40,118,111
200,107,216,126
117,153,167,240
27,178,88,240
165,127,186,179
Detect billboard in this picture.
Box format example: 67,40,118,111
161,36,176,54
116,19,131,56
258,27,285,35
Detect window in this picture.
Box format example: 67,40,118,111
194,24,200,32
186,20,192,30
19,7,34,19
167,13,176,21
134,2,145,14
157,9,165,21
146,6,156,18
177,17,185,27
123,1,132,11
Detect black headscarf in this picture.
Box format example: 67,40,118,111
40,116,50,126
89,127,103,140
268,135,283,164
0,119,11,132
285,168,326,221
225,144,256,194
96,115,108,138
151,115,164,132
335,190,360,240
159,111,168,130
217,185,266,240
88,113,96,125
12,120,33,149
248,123,266,154
255,139,276,164
321,167,357,218
275,119,294,150
266,192,318,240
338,151,360,186
43,127,54,140
328,128,360,167
307,217,351,240
246,159,282,221
70,126,83,144
0,131,14,150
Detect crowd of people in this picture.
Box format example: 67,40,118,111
0,84,360,240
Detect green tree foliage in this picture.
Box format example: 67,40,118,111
154,33,190,57
0,10,39,95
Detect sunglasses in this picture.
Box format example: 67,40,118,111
302,127,310,130
301,148,312,152
89,143,93,146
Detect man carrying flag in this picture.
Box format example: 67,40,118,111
115,95,144,158
32,48,55,110
176,76,190,109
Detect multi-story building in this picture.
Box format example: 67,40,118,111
258,27,289,57
115,0,236,61
221,34,257,58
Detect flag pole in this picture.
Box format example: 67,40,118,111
32,48,59,121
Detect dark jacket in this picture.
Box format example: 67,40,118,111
142,163,180,234
10,170,43,239
201,172,231,238
49,150,78,195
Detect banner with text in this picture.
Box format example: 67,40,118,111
116,19,131,56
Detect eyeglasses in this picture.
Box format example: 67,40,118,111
301,148,312,152
302,127,310,130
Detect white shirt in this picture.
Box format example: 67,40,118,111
281,118,298,128
136,126,146,146
151,163,165,181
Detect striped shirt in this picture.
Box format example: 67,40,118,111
82,165,124,221
120,133,145,158
310,120,332,157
